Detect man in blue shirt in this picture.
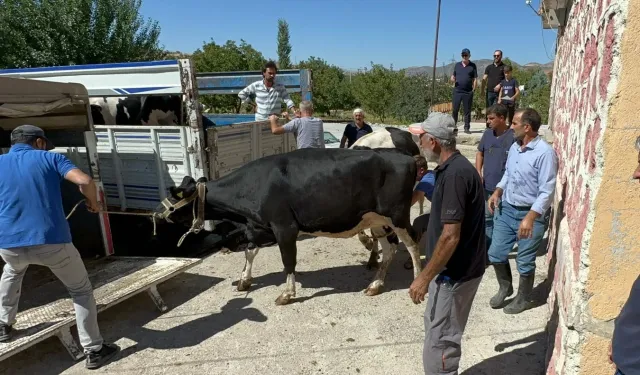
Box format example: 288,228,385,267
476,104,516,256
0,125,119,369
403,166,436,270
450,48,478,135
487,109,558,314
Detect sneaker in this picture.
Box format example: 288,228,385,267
85,343,120,370
0,324,12,343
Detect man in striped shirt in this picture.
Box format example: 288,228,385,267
238,61,298,121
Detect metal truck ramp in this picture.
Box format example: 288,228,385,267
0,256,202,362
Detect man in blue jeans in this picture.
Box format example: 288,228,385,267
487,108,557,314
0,125,120,369
607,135,640,375
475,104,515,268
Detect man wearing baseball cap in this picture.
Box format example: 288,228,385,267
407,112,486,375
450,48,478,135
0,125,120,369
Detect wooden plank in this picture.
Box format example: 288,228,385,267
0,256,202,362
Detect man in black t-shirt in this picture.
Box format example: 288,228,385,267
408,112,486,375
340,108,373,148
450,48,478,134
483,49,505,127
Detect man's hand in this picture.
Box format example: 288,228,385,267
85,199,100,213
408,275,429,304
269,114,279,122
281,111,290,121
488,193,500,215
518,216,534,239
294,108,301,118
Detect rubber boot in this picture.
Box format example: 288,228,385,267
489,263,513,309
503,274,535,314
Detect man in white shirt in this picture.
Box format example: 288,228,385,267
238,61,298,121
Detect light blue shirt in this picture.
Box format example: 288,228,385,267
496,136,558,215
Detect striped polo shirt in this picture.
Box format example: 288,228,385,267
238,80,295,121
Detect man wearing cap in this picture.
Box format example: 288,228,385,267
0,125,120,369
407,112,486,375
450,48,478,135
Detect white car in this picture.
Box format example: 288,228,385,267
324,131,341,148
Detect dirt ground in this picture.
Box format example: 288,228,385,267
2,199,552,375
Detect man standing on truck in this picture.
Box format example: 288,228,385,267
269,100,325,149
0,125,120,370
238,60,298,121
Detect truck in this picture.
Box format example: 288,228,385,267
0,59,313,255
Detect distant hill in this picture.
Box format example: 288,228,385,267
403,59,554,77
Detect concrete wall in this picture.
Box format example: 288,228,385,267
545,0,638,374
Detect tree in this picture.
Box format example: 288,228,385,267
192,39,267,113
0,0,165,69
277,19,292,69
296,57,356,116
351,63,402,123
391,74,451,123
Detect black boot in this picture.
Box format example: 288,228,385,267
489,263,513,309
504,274,535,314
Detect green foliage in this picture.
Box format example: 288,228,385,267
390,74,451,123
192,39,267,113
277,19,292,69
351,63,403,123
0,0,164,68
296,57,356,116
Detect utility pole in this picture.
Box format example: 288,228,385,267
429,0,442,110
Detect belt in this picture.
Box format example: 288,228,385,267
503,201,532,211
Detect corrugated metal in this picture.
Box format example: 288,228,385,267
53,125,195,211
212,125,253,178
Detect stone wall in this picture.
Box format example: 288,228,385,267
545,0,638,374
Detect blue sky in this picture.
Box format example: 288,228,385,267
141,0,557,70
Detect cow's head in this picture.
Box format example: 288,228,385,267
154,176,208,227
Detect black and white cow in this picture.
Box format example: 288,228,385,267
90,95,214,127
153,147,424,305
350,127,425,269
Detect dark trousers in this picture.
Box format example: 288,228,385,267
505,102,516,125
486,92,498,124
452,90,473,129
486,91,498,107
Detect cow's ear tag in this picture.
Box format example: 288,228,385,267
176,191,184,198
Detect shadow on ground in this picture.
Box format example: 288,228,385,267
231,245,414,304
0,272,244,374
461,301,558,375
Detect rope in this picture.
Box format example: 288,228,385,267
66,199,158,236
